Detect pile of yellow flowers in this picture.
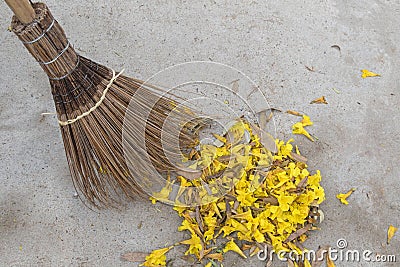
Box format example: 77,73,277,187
142,119,325,267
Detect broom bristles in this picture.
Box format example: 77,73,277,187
11,2,201,207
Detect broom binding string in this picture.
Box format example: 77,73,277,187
21,19,55,44
48,56,80,81
58,69,125,126
11,3,79,80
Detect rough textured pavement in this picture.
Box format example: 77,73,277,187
0,0,399,266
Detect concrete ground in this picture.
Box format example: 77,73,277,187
1,0,399,266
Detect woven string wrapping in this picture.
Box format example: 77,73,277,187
58,69,124,126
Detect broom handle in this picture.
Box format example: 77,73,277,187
4,0,36,24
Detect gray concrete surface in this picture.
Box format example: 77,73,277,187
1,0,399,266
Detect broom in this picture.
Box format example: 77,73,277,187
5,0,201,207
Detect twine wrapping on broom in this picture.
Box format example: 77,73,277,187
58,69,124,126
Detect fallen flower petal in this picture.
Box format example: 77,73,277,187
361,69,380,78
293,122,314,141
327,253,336,267
223,240,247,258
310,96,328,104
140,246,173,267
180,234,203,257
387,225,398,244
304,258,312,267
336,188,356,205
301,115,314,127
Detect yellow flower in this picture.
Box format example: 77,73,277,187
387,225,398,244
308,170,322,187
204,229,215,242
269,205,283,220
299,234,308,243
267,233,289,253
140,246,173,267
310,96,328,104
295,145,301,155
361,69,380,78
301,115,313,126
219,225,236,237
312,186,325,204
299,168,309,179
287,242,302,254
149,197,157,205
327,254,336,267
304,258,312,267
236,189,257,206
232,209,253,222
288,162,301,178
252,229,266,243
336,188,356,205
226,218,249,234
180,234,203,257
178,219,196,235
213,133,227,144
223,239,247,258
276,194,296,211
292,122,314,141
178,176,192,187
280,139,294,156
259,215,275,233
151,183,172,202
203,214,217,241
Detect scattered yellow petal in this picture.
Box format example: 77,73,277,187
181,234,203,257
99,166,107,174
292,122,314,141
223,240,247,258
327,254,336,267
387,225,398,244
140,246,173,267
336,188,356,205
361,69,380,78
301,115,313,126
295,145,301,155
212,133,227,144
205,262,213,267
304,258,312,267
310,96,328,104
